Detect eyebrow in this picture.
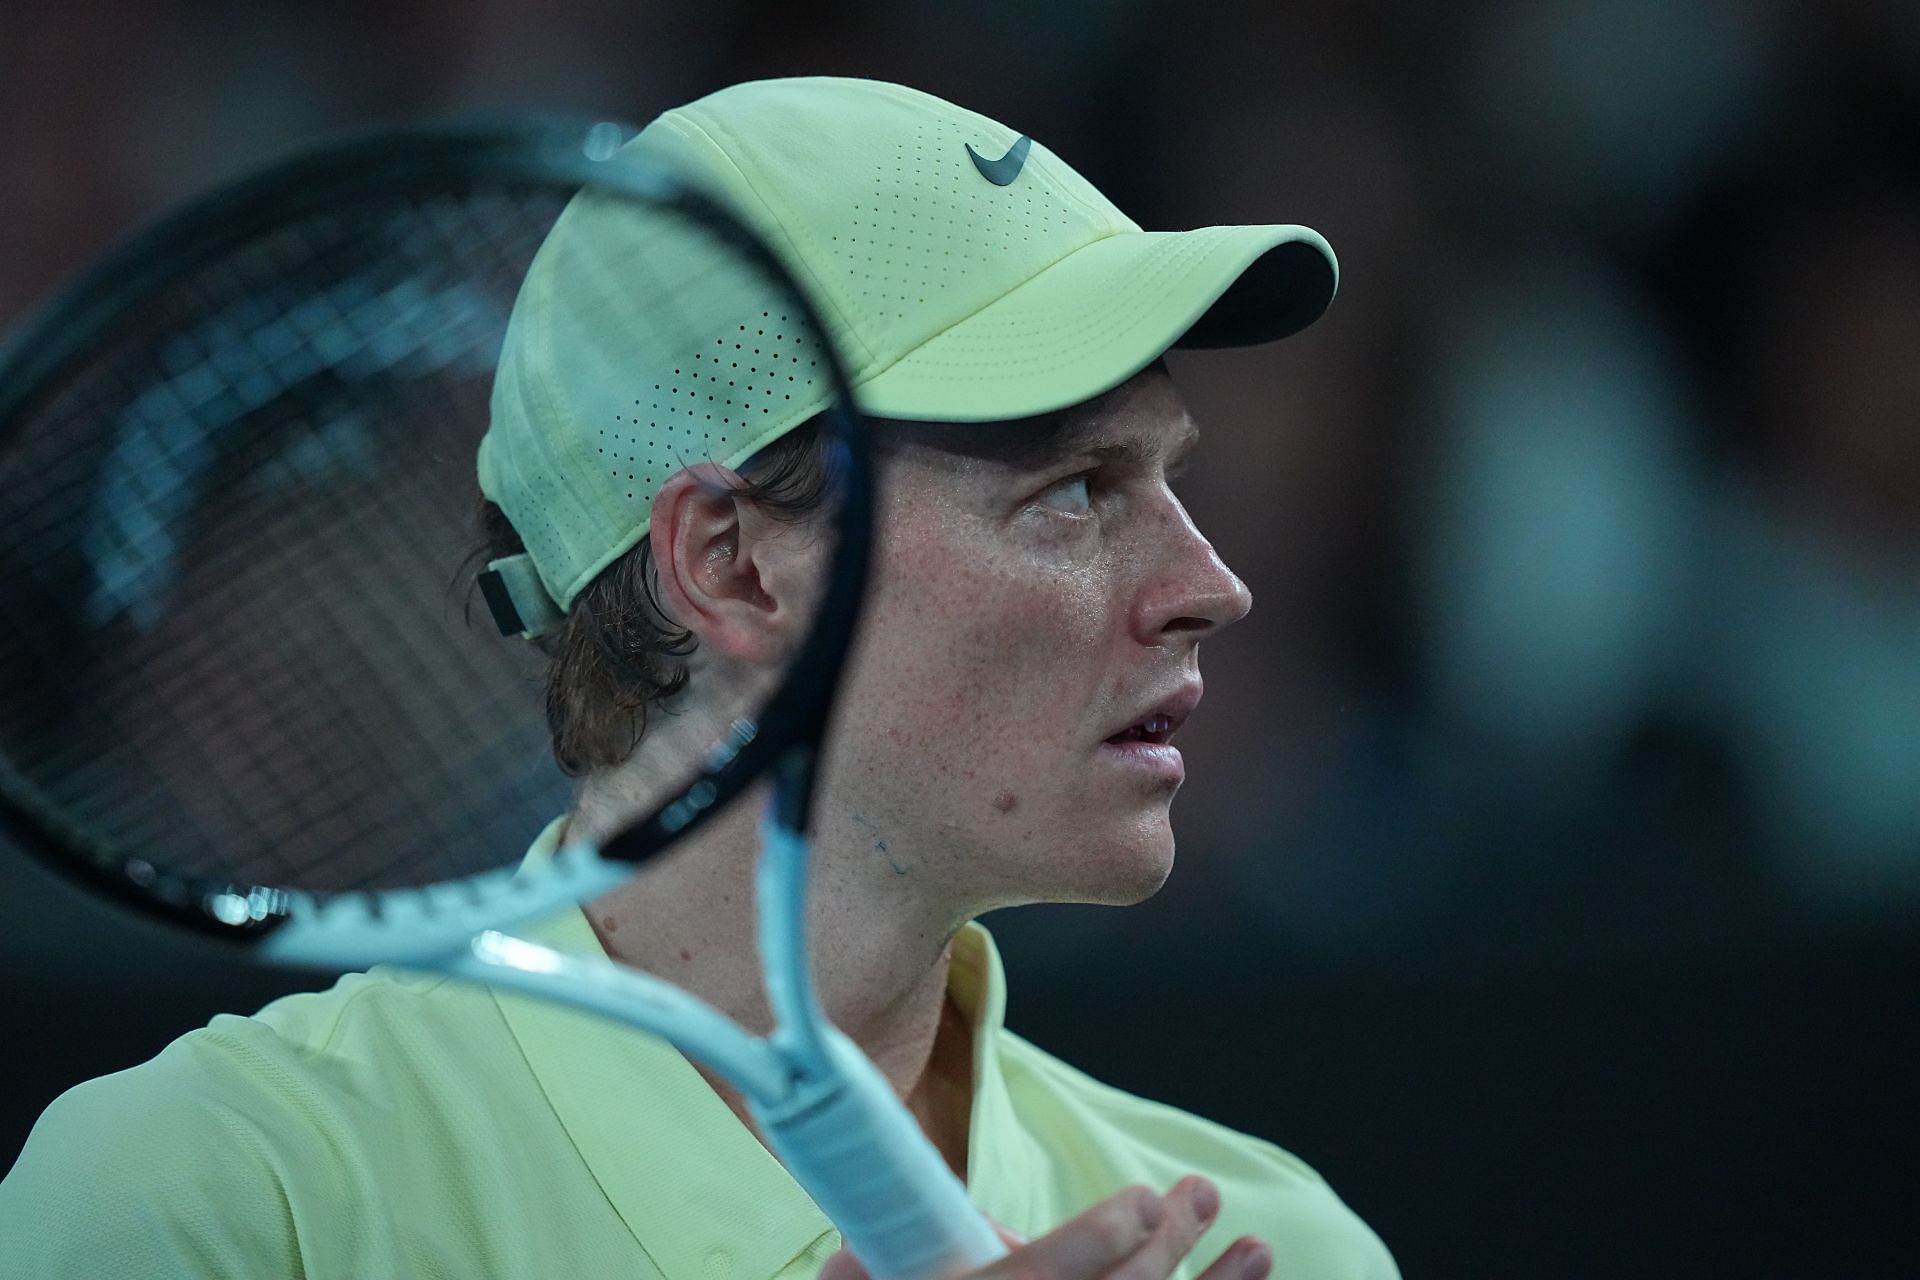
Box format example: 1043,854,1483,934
1070,420,1202,472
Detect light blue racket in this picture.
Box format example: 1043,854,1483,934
0,118,1005,1279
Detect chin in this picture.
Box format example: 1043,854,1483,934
981,803,1180,909
1067,825,1178,907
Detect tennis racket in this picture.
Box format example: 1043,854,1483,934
0,117,1005,1280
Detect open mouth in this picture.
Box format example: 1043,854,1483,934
1105,715,1176,746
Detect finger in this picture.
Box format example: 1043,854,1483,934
992,1221,1029,1249
818,1246,871,1280
1193,1237,1273,1280
1109,1176,1221,1280
981,1184,1162,1280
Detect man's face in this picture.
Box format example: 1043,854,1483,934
818,362,1253,912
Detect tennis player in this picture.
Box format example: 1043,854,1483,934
0,78,1396,1280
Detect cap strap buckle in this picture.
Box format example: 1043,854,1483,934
477,553,564,640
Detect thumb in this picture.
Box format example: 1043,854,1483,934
818,1246,871,1280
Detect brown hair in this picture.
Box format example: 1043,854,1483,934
468,417,835,776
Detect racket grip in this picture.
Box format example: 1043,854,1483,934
753,1024,1008,1280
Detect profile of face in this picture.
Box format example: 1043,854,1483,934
820,361,1252,914
647,360,1251,915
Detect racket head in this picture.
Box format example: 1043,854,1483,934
0,116,870,948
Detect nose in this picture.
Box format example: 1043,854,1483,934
1131,493,1253,646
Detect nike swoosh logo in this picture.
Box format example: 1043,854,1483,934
965,135,1032,186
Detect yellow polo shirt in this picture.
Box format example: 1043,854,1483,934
0,824,1397,1280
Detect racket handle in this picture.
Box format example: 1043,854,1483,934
753,1024,1008,1280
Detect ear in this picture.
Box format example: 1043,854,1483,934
649,464,798,665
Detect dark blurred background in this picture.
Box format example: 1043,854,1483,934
4,2,1918,1276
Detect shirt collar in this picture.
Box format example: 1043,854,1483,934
494,818,1027,1280
947,913,1037,1233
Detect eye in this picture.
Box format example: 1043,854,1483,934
1036,473,1093,517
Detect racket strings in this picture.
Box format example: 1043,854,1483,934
0,185,578,892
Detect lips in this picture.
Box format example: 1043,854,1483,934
1102,683,1202,746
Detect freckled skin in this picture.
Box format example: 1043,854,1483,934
812,362,1252,914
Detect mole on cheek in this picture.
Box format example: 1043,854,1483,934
993,790,1017,814
680,948,693,962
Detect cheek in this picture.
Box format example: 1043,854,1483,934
846,529,1110,775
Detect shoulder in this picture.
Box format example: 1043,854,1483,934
0,967,505,1279
995,1030,1400,1280
0,1018,310,1278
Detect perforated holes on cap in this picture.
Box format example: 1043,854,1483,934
608,312,821,502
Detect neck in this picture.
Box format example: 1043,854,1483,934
565,775,978,1178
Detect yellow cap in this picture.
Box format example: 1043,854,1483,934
478,76,1337,631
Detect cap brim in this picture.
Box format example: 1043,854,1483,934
851,224,1337,422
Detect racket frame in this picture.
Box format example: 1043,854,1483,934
0,118,872,947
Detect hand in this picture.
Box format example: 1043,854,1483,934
817,1177,1273,1280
